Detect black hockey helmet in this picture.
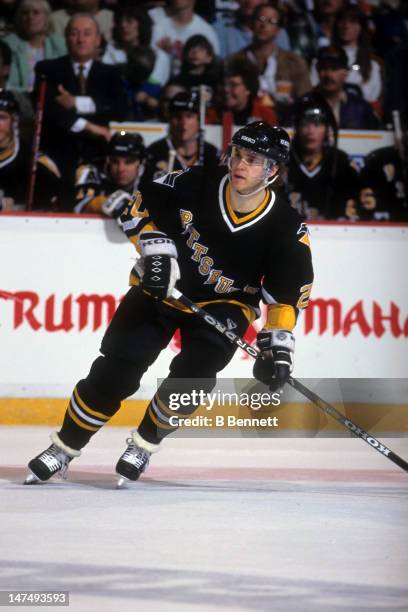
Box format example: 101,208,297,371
108,131,146,160
231,121,290,164
293,92,336,130
168,92,199,116
0,89,19,115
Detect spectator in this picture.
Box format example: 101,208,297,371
232,2,311,119
102,5,170,118
286,0,320,64
206,58,278,125
151,0,220,76
314,44,380,129
5,0,66,92
214,0,291,58
0,39,34,135
148,0,215,22
314,0,345,47
287,0,346,64
50,0,114,43
145,91,220,181
333,5,383,110
0,89,61,211
34,13,127,205
286,92,359,220
75,131,147,214
355,109,407,221
158,80,187,121
121,46,161,121
173,34,223,103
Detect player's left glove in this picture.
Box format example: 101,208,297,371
137,232,180,300
101,190,132,218
253,329,295,391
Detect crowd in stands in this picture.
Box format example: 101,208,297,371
0,0,407,221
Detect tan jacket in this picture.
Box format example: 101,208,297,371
233,46,311,100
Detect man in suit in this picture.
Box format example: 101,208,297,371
33,13,127,208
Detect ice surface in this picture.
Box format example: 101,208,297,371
1,427,407,612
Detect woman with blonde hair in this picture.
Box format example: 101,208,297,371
5,0,66,91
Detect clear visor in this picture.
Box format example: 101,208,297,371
298,117,327,128
230,145,272,169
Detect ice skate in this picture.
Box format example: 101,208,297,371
115,430,159,488
25,432,81,484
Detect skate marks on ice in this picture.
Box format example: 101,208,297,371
1,560,408,612
1,465,408,497
0,465,119,489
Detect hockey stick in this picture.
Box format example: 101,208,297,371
171,288,408,473
27,75,47,211
392,110,408,192
198,84,206,166
222,110,233,155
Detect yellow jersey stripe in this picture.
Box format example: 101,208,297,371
226,182,270,226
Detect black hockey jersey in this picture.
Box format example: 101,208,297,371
358,146,407,221
144,137,220,183
74,162,147,214
0,139,61,210
286,146,359,220
120,166,314,329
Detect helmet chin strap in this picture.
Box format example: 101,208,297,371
227,157,279,197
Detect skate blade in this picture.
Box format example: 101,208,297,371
116,476,129,489
24,471,41,485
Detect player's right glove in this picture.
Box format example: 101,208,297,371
253,329,295,391
137,232,180,300
101,190,132,218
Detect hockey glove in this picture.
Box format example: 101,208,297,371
253,329,295,391
138,232,180,300
101,190,132,218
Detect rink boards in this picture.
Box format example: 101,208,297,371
0,215,407,428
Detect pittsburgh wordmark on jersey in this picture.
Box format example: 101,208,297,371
120,167,314,329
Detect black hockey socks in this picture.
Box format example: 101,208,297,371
58,354,145,450
138,377,215,445
138,392,180,444
58,379,120,450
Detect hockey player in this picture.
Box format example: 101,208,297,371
286,92,359,220
74,131,147,217
25,121,313,486
0,89,61,211
355,112,407,221
144,91,220,181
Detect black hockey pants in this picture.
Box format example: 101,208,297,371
58,287,251,448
